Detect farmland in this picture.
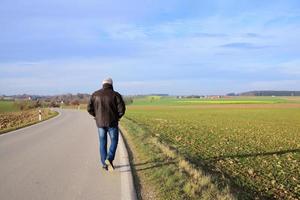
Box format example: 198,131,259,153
131,96,293,106
121,97,300,199
0,100,58,134
0,101,19,113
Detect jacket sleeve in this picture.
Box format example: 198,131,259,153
87,95,95,117
116,94,126,119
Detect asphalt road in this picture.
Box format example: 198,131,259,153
0,109,134,200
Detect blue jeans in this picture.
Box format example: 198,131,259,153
98,127,119,166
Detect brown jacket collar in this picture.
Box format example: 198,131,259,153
102,83,113,90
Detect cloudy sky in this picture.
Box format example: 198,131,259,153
0,0,300,95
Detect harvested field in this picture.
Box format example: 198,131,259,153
0,109,58,134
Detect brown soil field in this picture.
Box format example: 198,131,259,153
0,109,58,134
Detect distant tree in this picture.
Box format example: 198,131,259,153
49,101,60,107
14,100,41,110
64,100,70,106
239,90,300,96
226,93,236,96
71,99,80,106
123,97,133,105
33,100,41,108
77,93,84,99
186,95,201,98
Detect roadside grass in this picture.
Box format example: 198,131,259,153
120,118,235,200
0,101,19,113
0,109,58,134
123,103,300,199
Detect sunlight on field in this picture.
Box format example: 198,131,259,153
132,96,290,106
175,100,278,104
123,99,300,199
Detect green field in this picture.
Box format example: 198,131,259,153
122,97,300,199
131,96,290,106
0,100,19,112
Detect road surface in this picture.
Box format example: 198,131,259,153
0,109,135,200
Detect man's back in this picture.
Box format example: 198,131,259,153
87,83,126,128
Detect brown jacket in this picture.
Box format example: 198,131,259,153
87,84,126,127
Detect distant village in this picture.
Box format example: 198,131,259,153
0,93,91,107
1,90,300,105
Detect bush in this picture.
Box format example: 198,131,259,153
14,100,41,110
123,97,133,105
49,101,60,107
71,99,80,106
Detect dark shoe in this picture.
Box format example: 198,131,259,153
105,159,114,172
102,165,108,171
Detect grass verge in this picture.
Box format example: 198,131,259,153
120,117,236,200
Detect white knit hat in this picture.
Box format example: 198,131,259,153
102,77,113,85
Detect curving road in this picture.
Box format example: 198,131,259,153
0,109,135,200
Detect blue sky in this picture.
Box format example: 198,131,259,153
0,0,300,95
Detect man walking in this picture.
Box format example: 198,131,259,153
87,78,126,171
